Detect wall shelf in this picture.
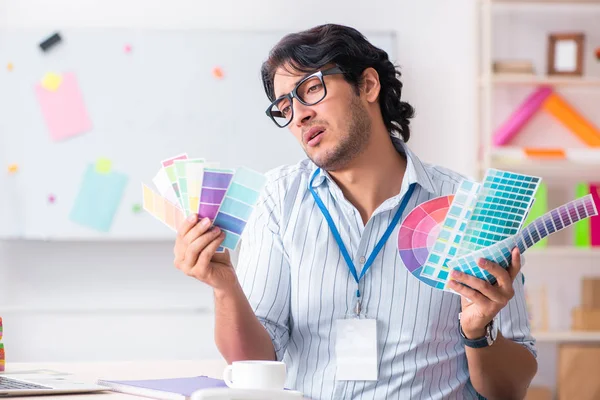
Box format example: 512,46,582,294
533,331,600,342
484,74,600,86
525,247,600,256
493,0,600,5
481,159,600,181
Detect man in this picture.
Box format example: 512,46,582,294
174,24,537,399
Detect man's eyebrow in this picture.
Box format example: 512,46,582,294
274,70,316,99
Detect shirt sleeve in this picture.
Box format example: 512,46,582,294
234,182,291,361
497,270,537,358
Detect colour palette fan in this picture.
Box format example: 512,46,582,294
398,195,454,289
398,168,600,293
142,153,267,252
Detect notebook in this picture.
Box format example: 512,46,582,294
96,376,228,400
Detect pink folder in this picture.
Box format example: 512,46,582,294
492,86,553,146
35,72,92,141
591,184,600,246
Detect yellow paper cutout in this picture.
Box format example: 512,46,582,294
95,158,112,174
41,72,63,91
7,164,18,173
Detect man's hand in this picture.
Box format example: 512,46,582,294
448,248,522,339
173,214,238,294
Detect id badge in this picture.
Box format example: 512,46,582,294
335,318,378,381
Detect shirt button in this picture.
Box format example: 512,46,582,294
359,256,366,264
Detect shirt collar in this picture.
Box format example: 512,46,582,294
308,135,437,195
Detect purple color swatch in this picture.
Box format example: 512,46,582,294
200,188,227,204
203,171,233,189
198,203,220,219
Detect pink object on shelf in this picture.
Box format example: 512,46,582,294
591,184,600,247
492,86,553,146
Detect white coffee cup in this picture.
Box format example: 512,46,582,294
223,360,287,390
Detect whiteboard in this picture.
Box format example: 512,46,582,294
0,29,396,240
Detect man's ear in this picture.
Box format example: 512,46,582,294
361,67,381,104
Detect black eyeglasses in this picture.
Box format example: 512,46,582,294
265,66,344,128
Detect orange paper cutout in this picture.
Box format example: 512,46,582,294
523,148,566,159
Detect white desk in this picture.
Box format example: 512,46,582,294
3,360,229,399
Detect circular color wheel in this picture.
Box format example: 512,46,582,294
397,195,454,288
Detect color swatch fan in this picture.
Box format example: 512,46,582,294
398,168,599,293
398,195,454,289
142,153,267,252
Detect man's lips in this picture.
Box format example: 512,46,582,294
303,126,326,145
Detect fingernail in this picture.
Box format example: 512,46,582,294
451,270,460,278
187,214,197,222
201,218,211,227
213,226,221,234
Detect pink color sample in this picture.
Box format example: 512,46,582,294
35,72,93,141
492,86,553,146
161,154,188,168
591,184,600,246
124,44,132,53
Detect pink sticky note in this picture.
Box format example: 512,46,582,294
35,72,92,141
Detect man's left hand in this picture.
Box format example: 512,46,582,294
448,247,522,339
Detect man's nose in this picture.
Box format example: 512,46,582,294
293,101,316,126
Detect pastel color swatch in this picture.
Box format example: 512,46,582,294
198,168,234,220
153,167,180,206
69,163,128,232
174,158,205,217
142,183,185,232
213,167,267,251
161,153,188,207
34,71,92,142
447,195,598,287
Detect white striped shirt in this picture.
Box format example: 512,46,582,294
236,137,536,400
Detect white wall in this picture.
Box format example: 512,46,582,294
0,0,479,363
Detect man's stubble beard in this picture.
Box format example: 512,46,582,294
309,95,372,172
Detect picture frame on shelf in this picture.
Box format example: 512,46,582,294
547,33,585,76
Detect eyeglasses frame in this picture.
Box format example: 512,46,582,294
265,66,344,128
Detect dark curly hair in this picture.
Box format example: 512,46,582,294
261,24,415,142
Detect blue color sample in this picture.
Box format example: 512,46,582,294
69,164,128,232
233,167,267,191
214,212,246,235
226,182,260,205
219,197,253,220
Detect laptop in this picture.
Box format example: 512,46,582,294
0,371,107,397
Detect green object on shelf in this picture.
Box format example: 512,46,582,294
524,182,548,249
574,182,591,247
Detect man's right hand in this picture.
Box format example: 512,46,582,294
174,214,238,293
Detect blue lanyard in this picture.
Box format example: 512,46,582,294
308,168,416,313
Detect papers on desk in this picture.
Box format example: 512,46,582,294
97,376,227,400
